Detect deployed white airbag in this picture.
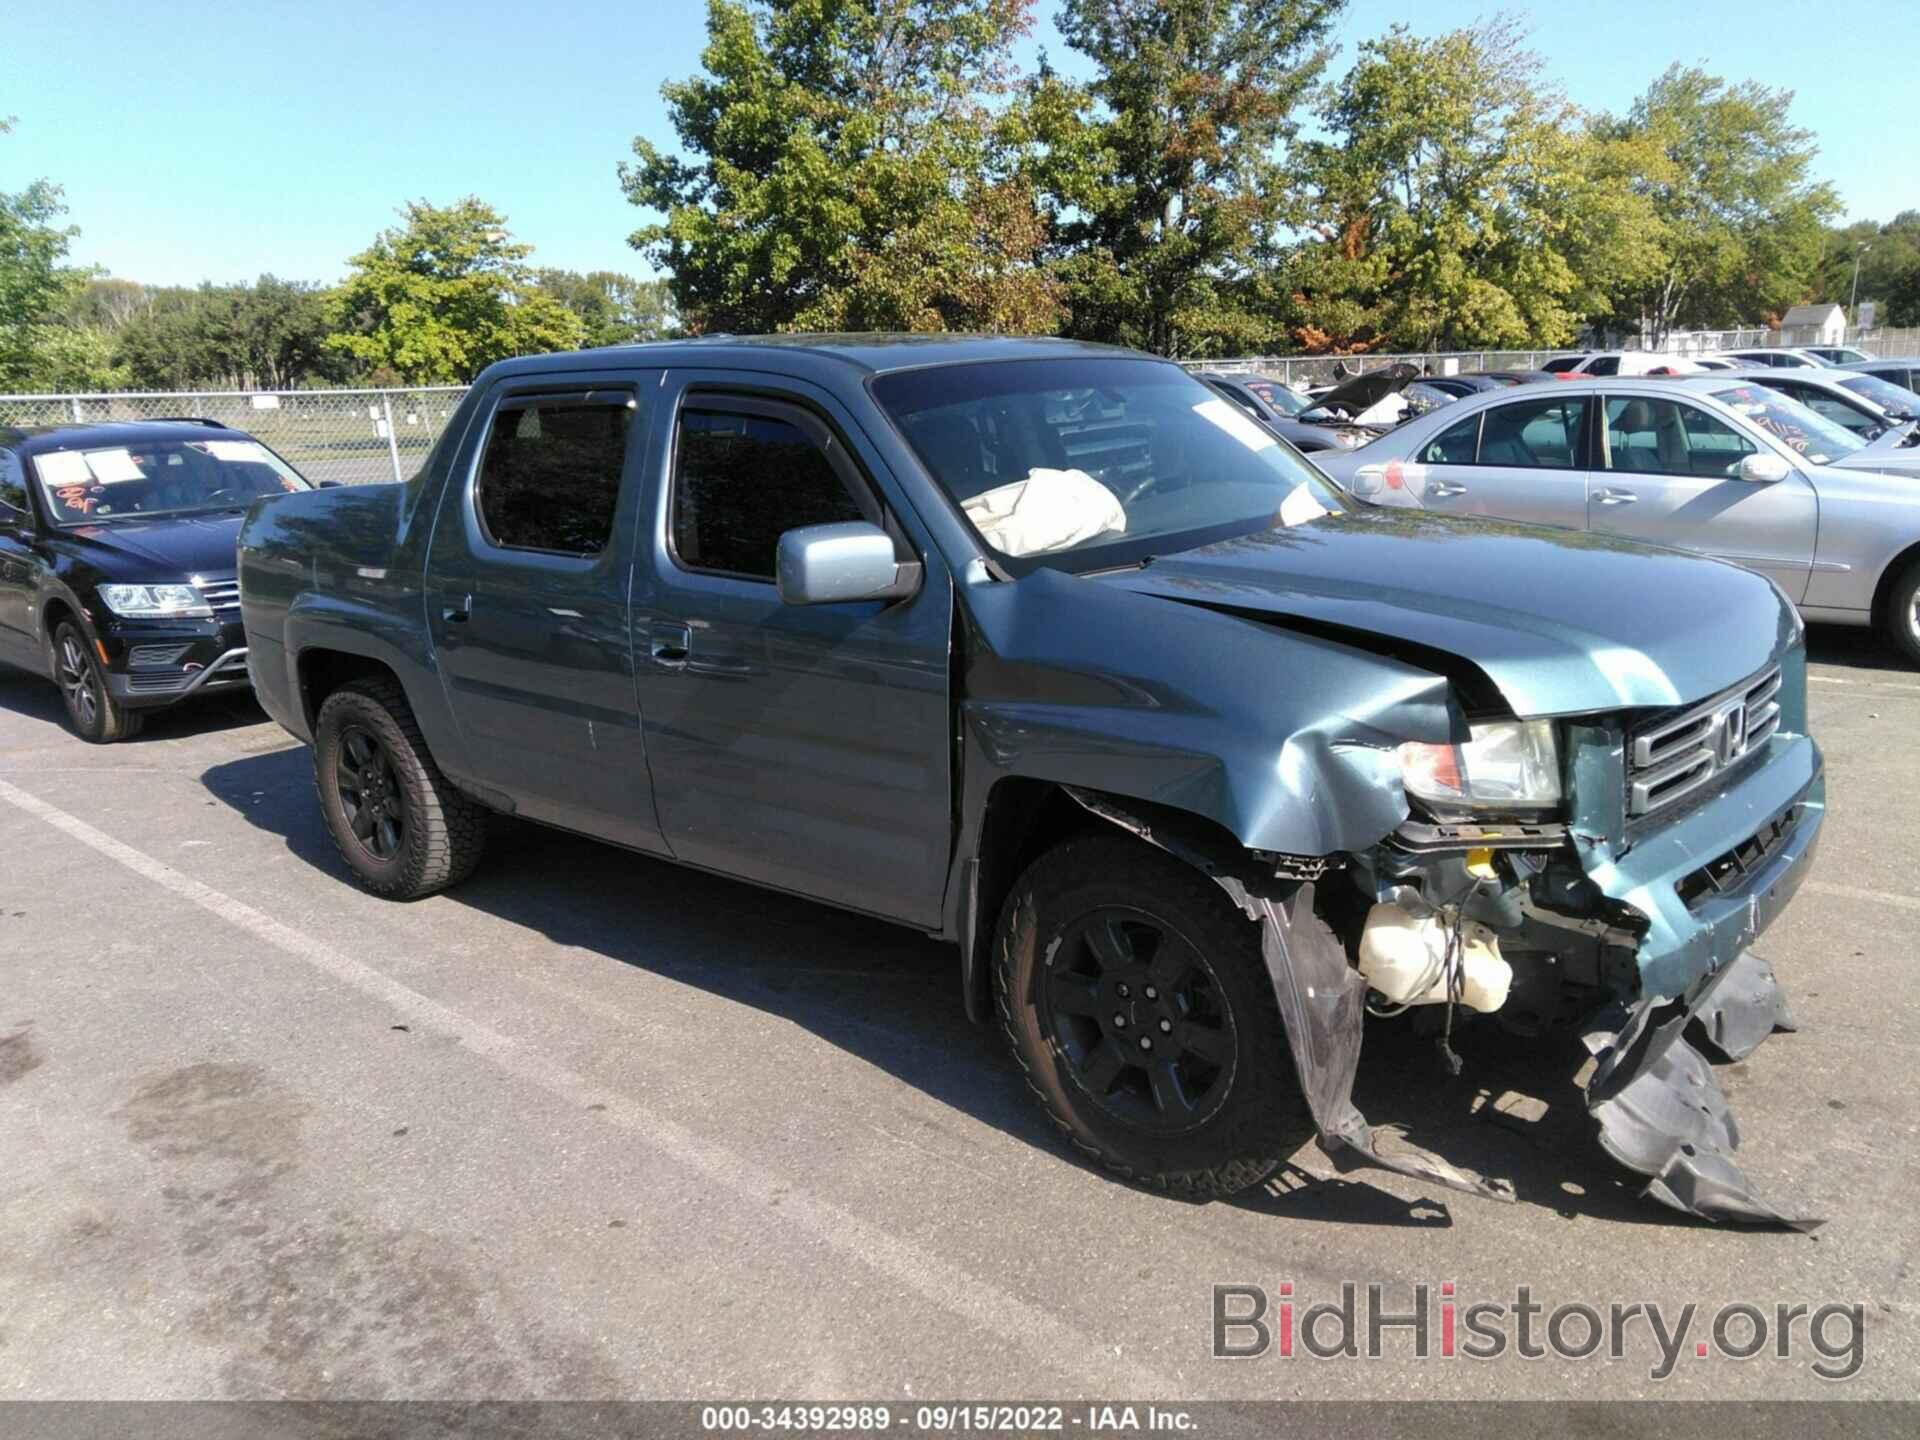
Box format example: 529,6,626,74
961,468,1127,558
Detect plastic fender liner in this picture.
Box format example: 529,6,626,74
1582,950,1818,1230
1063,788,1514,1207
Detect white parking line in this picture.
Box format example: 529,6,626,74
1804,880,1920,913
0,775,1173,1396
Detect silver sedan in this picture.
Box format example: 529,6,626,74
1314,376,1920,661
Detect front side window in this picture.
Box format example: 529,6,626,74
1604,397,1763,475
1541,356,1582,373
0,451,27,516
671,408,867,580
1478,396,1589,469
1778,384,1876,435
1584,355,1620,376
874,358,1344,573
1710,385,1861,465
476,395,635,555
30,435,309,525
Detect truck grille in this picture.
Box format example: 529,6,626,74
193,578,241,612
1627,666,1782,818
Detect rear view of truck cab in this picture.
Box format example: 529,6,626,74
237,337,1824,1227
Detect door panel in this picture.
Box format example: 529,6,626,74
1588,394,1816,600
630,374,953,927
0,455,40,668
426,375,668,852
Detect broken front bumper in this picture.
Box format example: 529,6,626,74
1575,731,1824,1227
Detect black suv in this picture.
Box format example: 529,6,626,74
0,419,316,741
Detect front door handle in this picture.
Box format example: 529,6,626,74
1594,488,1639,506
442,594,472,623
650,623,692,668
1428,480,1468,498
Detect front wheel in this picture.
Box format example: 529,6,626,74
995,833,1311,1195
313,677,487,898
52,621,142,743
1882,557,1920,666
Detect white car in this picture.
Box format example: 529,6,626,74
1538,352,1706,377
1710,348,1836,370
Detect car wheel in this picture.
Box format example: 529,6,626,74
52,621,142,743
313,677,487,899
1882,556,1920,666
995,832,1312,1195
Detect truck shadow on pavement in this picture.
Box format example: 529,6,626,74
202,743,1713,1235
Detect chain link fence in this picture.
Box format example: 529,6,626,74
0,387,468,485
7,325,1919,480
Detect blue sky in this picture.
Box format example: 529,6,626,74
6,0,1912,289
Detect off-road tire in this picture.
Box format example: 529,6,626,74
314,677,486,899
52,621,143,743
1881,555,1920,667
995,833,1311,1196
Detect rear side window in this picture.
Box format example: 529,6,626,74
671,408,867,580
1541,357,1581,373
1584,355,1620,376
1479,396,1589,469
1419,413,1481,464
476,395,635,555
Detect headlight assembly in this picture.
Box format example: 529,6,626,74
96,583,213,619
1400,720,1562,808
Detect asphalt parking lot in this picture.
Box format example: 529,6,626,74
1,629,1916,1403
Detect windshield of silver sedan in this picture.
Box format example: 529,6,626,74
873,358,1344,572
31,437,311,524
1710,385,1864,465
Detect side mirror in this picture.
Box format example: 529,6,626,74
1735,453,1793,484
776,521,922,606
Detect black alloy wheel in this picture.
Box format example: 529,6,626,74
334,724,406,861
1038,907,1236,1134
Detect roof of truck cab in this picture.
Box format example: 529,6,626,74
479,333,1150,382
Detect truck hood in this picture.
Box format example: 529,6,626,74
1098,507,1799,717
59,512,243,579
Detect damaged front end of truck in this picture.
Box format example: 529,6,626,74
955,538,1826,1229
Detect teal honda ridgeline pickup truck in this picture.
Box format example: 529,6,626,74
237,337,1826,1227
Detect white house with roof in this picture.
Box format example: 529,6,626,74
1779,303,1847,346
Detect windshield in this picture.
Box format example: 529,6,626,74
1244,377,1308,416
31,435,310,524
873,358,1344,573
1711,385,1864,464
1835,372,1920,418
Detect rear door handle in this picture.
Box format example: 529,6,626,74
442,593,472,623
650,622,692,668
1594,488,1639,506
1428,481,1468,498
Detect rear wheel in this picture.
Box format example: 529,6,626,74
1881,557,1920,666
52,621,142,743
995,833,1311,1195
313,677,487,898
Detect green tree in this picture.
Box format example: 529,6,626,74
1596,66,1838,341
116,276,351,390
1037,0,1345,357
328,199,583,383
0,116,89,389
1813,212,1920,317
1287,20,1665,352
620,0,1059,335
532,269,678,346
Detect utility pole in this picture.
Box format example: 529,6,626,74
1850,242,1873,327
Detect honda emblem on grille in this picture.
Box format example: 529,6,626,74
1711,697,1748,768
